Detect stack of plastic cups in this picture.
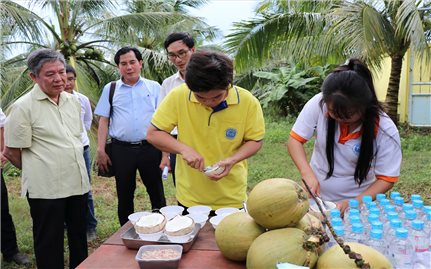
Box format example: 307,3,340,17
389,228,414,268
368,229,387,257
344,199,359,222
410,220,429,269
393,196,404,213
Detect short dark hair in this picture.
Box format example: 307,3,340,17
65,64,76,77
185,50,233,92
27,48,65,76
114,47,142,65
164,32,195,50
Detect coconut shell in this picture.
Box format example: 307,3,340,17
134,213,166,234
165,215,194,236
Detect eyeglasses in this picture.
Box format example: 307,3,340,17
167,49,190,60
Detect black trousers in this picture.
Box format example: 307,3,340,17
27,193,88,269
111,141,166,225
1,172,19,259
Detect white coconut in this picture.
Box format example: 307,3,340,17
165,215,195,236
135,213,166,234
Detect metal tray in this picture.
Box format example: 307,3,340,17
121,223,201,252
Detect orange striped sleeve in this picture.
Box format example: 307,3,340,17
289,130,308,144
376,175,399,183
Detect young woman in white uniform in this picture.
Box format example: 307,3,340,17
288,58,402,214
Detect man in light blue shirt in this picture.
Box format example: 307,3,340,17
95,47,166,225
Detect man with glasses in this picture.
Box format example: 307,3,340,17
64,65,98,241
159,32,196,185
147,50,265,214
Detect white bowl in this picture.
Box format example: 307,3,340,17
165,231,194,243
160,205,184,220
136,230,164,241
128,211,151,225
215,207,240,216
209,215,226,229
187,205,212,216
187,213,208,228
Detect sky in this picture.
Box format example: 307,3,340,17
187,0,258,41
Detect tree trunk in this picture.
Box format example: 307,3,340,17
385,55,404,125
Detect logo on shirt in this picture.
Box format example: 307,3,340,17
225,128,237,140
353,143,361,155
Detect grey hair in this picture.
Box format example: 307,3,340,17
27,49,66,76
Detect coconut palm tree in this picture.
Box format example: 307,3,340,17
226,0,431,124
0,0,216,109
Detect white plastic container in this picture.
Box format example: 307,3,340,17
215,207,240,216
209,215,225,229
160,205,184,220
187,213,208,228
187,205,211,216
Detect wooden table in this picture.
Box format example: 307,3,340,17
77,221,246,268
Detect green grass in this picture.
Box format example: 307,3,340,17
1,119,430,268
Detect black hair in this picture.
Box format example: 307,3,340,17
164,32,195,50
185,50,233,92
114,47,142,65
321,58,384,185
65,64,76,77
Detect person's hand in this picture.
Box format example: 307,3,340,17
206,158,236,181
301,174,320,197
159,154,170,171
96,150,112,173
180,146,204,171
336,200,349,218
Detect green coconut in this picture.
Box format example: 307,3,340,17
317,242,393,269
247,178,309,229
215,212,266,261
246,228,320,269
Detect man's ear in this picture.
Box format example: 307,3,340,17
191,47,196,53
29,72,37,82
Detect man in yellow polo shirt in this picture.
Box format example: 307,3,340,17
147,50,265,213
4,49,90,268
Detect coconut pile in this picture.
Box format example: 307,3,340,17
134,213,194,238
214,178,393,269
